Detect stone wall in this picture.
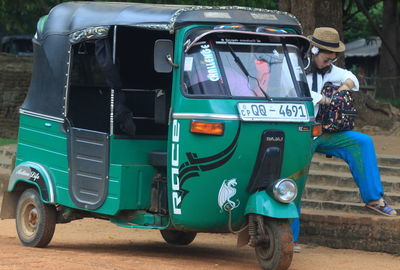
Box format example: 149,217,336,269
353,91,400,135
300,212,400,254
0,145,16,211
0,53,32,138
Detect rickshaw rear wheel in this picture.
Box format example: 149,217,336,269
160,230,197,245
16,188,56,248
254,218,293,270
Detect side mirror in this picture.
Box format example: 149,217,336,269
154,39,175,73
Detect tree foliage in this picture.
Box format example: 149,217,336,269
343,0,383,42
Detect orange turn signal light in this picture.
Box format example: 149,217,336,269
312,124,323,137
190,120,224,136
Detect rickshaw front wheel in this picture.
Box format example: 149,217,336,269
254,218,293,270
16,188,56,248
160,230,197,245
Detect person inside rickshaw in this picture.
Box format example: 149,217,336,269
183,37,307,99
95,38,136,136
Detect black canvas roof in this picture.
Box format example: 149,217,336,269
37,2,302,39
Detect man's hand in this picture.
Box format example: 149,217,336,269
318,96,332,105
337,78,355,91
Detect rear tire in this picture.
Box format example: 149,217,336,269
255,218,293,270
160,230,197,245
16,188,56,247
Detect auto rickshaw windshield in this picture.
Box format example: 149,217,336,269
182,39,309,98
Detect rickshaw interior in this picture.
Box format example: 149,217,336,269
67,26,174,138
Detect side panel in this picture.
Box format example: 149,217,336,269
109,164,154,211
108,138,167,212
17,115,168,216
17,114,68,203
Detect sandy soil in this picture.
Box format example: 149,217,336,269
370,135,400,156
0,134,399,270
0,218,399,270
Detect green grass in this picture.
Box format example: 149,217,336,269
0,138,17,146
377,98,400,109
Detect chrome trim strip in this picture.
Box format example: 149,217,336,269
110,26,117,136
20,109,64,123
64,44,73,117
173,113,240,120
185,29,309,53
173,113,315,122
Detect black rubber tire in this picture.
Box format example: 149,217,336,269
160,230,197,245
15,188,56,248
255,218,294,270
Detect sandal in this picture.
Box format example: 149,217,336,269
293,243,301,253
366,200,397,217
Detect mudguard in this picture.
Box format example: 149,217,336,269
1,162,55,219
7,161,55,203
244,191,299,219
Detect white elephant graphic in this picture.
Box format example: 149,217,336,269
218,178,240,212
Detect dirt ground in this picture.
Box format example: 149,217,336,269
0,218,399,270
370,134,400,156
0,134,399,270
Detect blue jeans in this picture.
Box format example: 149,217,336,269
291,131,384,242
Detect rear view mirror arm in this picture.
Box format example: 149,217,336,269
166,54,179,68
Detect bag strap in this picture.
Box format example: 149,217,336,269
312,71,318,92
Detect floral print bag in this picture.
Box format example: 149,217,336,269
316,83,357,132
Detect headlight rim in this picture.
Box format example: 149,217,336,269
272,178,298,204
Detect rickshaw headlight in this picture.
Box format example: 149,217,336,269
272,178,297,203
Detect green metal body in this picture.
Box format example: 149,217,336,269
8,25,314,233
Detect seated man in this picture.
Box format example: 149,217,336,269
95,38,136,136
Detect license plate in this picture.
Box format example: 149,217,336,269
237,103,309,122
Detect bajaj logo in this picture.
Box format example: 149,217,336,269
266,136,284,142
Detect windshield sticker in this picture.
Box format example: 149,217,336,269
200,44,221,82
184,57,194,71
251,13,278,20
204,12,231,19
213,24,246,30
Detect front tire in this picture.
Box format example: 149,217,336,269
16,188,56,247
255,218,293,270
160,230,197,245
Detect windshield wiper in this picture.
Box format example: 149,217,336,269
226,42,272,101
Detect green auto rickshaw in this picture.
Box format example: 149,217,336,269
1,2,320,270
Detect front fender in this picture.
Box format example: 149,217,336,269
244,191,299,219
